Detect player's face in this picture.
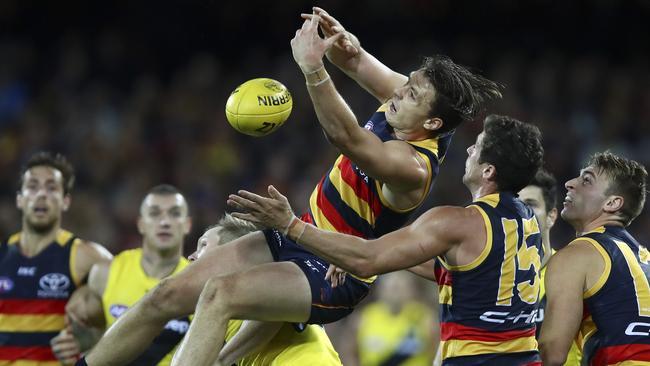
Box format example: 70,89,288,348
188,227,221,262
519,185,551,233
385,70,436,132
16,166,69,233
138,193,190,252
561,166,610,228
462,132,486,189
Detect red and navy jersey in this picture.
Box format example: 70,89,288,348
577,226,650,366
0,230,82,365
303,105,453,282
434,193,542,366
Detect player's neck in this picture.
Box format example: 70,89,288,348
140,243,182,279
471,184,499,201
394,127,431,141
574,216,624,236
19,223,60,257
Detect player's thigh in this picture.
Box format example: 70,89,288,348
159,231,274,311
206,261,312,323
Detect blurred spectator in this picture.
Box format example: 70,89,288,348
356,271,437,366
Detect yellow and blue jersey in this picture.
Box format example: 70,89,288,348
357,302,434,366
303,104,453,283
102,248,190,366
0,230,82,365
576,226,650,366
225,321,342,366
434,193,542,366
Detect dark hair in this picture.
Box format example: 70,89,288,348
479,115,544,193
421,55,504,134
529,168,558,212
587,152,647,226
19,151,75,195
147,184,182,196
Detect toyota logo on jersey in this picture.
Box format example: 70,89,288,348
37,273,71,298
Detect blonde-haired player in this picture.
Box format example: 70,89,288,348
187,214,342,366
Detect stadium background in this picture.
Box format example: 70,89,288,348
1,0,648,363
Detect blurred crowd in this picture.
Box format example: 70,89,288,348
1,1,648,363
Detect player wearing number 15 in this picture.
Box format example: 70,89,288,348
539,152,649,366
228,115,545,366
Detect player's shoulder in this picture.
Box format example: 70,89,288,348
548,239,601,272
75,239,113,262
416,206,482,238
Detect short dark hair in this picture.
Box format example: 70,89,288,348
479,115,544,193
421,55,504,134
529,168,558,212
147,184,182,196
19,151,75,195
587,152,647,226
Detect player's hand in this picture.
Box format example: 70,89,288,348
50,326,81,365
326,264,347,288
301,7,360,63
228,185,296,231
291,11,345,73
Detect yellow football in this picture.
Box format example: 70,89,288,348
225,78,292,136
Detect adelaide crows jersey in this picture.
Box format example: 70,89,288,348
304,104,453,283
0,230,82,365
576,226,650,366
434,193,542,366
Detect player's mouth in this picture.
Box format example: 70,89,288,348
32,206,49,215
563,195,573,206
389,101,397,114
157,232,173,240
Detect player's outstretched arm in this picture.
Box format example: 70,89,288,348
539,241,597,366
228,185,469,277
292,15,427,192
302,7,407,102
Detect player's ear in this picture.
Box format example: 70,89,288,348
603,195,624,214
423,117,443,131
62,194,71,212
137,217,145,235
184,217,192,235
547,207,558,229
482,164,496,181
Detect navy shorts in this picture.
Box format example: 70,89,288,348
263,229,370,324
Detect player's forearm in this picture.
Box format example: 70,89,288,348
287,220,378,278
407,260,437,281
329,48,406,102
304,72,363,148
218,321,282,365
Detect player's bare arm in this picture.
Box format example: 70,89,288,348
303,7,407,102
228,185,474,277
73,240,112,284
292,16,428,195
407,259,437,282
539,240,605,366
217,321,283,366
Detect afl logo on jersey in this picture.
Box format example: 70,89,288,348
0,277,14,293
109,304,129,318
38,273,71,298
364,121,374,130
